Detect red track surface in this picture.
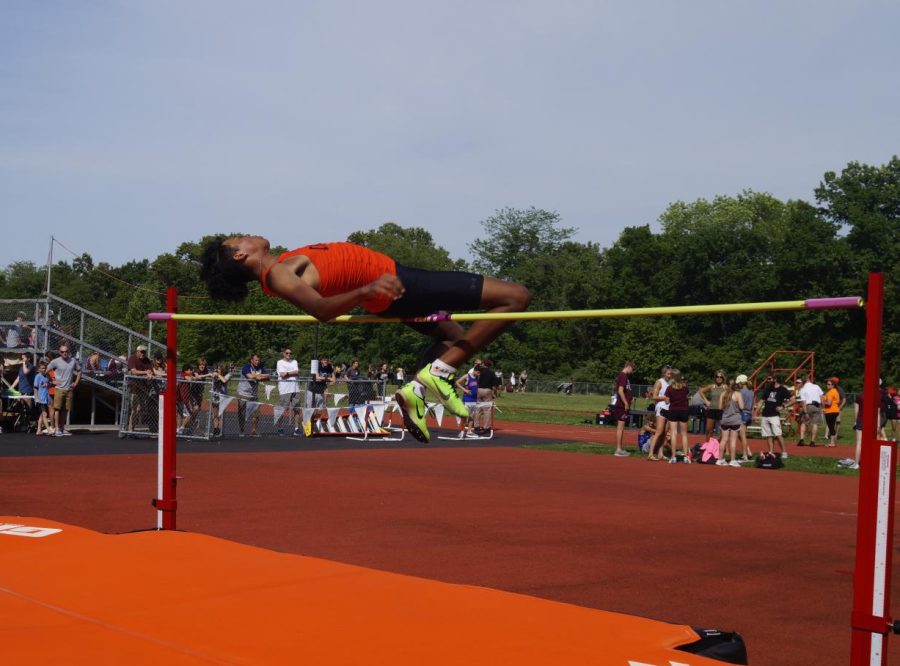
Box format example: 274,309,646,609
2,428,897,665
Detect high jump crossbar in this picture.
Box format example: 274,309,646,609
147,296,863,323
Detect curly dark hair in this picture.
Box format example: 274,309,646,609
199,236,255,301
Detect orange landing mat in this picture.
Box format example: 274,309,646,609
1,517,721,664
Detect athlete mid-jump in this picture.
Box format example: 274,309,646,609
200,235,530,442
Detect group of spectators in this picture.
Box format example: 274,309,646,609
121,347,527,438
4,345,81,437
608,363,900,470
118,347,531,438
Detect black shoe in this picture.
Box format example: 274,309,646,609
797,439,805,447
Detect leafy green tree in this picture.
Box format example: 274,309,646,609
469,207,575,280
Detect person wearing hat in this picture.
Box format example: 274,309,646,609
736,374,755,460
127,344,154,432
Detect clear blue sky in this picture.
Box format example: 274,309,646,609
2,1,898,269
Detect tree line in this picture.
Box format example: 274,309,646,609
2,157,897,390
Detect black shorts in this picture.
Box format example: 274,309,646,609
707,409,723,421
378,264,484,318
665,409,689,423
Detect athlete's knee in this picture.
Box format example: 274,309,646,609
505,283,531,310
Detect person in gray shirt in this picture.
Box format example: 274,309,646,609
46,344,81,436
735,374,755,461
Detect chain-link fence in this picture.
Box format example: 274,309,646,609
120,375,391,440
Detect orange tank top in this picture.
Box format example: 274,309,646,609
260,242,397,313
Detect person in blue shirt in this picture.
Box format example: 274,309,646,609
33,361,52,435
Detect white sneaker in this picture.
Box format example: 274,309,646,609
716,459,727,466
781,451,789,459
613,450,631,457
837,458,855,467
683,456,692,464
729,460,742,468
848,462,859,470
668,457,678,464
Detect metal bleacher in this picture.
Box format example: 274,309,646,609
1,295,165,429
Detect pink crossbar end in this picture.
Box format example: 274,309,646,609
147,313,173,321
804,297,863,310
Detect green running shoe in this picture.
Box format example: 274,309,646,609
395,383,430,443
415,365,470,419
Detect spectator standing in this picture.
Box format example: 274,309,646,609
662,369,691,463
888,387,900,442
838,393,865,470
45,351,57,433
33,361,51,435
797,376,824,447
756,375,791,458
211,362,231,437
10,352,35,407
509,370,517,393
126,345,154,432
699,371,728,436
736,374,755,461
237,353,270,436
822,378,841,447
689,388,707,434
474,359,498,433
879,381,892,441
718,380,745,467
47,344,81,437
611,361,635,457
376,363,391,398
455,366,480,437
518,369,528,393
832,377,847,438
176,364,199,435
276,348,301,435
345,359,368,405
305,356,334,427
647,366,672,461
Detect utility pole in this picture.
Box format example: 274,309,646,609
45,235,54,296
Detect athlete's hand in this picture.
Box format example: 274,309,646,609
365,274,405,301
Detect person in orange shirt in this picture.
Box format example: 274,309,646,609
200,236,530,443
822,378,841,447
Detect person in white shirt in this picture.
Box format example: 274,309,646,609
276,348,301,435
797,376,825,446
